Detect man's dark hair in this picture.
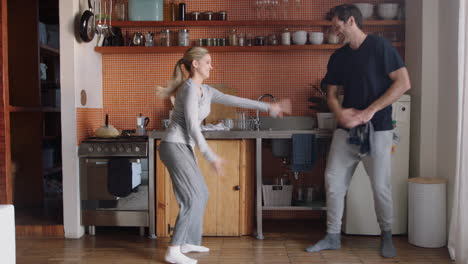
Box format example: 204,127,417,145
327,4,363,29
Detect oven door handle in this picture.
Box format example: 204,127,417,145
86,159,141,164
86,159,109,165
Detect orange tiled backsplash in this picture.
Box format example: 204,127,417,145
77,0,405,143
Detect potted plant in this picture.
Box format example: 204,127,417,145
308,80,336,130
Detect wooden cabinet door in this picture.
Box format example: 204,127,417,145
196,141,218,236
156,140,250,237
215,140,241,236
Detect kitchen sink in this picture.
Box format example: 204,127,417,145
258,116,316,158
259,116,316,131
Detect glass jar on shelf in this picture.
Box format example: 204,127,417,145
160,29,172,46
115,0,128,21
238,33,245,46
178,29,190,46
228,29,238,46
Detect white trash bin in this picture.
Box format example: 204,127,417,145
408,177,447,248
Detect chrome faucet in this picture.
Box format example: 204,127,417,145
255,93,277,130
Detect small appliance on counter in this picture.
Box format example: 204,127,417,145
137,113,150,135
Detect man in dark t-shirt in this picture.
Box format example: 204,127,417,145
305,4,411,258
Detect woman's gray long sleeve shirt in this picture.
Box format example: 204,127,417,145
162,78,270,162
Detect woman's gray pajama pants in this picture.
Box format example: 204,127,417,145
159,141,209,246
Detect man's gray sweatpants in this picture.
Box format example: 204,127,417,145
159,141,209,246
325,128,394,234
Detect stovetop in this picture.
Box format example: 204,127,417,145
79,133,149,157
82,135,148,143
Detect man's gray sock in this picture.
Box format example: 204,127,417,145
381,230,396,258
305,233,341,252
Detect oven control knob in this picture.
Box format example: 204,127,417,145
119,146,124,152
97,146,102,152
135,146,140,152
88,147,94,152
126,148,132,153
104,147,109,152
111,147,117,152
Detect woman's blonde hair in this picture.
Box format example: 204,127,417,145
156,47,210,97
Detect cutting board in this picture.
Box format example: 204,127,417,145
205,83,237,124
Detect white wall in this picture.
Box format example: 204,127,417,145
406,0,460,232
406,0,440,180
437,0,460,230
60,0,103,238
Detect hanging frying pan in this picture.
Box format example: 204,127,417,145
79,0,95,42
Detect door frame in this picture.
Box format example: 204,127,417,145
0,0,12,205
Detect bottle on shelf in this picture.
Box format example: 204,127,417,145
178,1,186,21
169,0,176,21
228,29,238,46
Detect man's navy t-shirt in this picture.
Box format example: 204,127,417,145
324,34,405,131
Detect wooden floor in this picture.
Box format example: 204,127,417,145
16,220,453,264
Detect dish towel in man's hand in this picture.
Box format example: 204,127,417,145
348,122,374,155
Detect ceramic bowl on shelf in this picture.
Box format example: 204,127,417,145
378,3,399,20
308,32,324,45
354,3,374,20
292,31,307,45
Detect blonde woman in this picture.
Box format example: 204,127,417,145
157,47,291,264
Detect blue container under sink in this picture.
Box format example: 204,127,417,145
128,0,163,21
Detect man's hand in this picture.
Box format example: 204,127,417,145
336,108,361,128
355,108,376,125
210,159,225,176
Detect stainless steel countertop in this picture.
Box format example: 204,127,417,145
148,129,333,139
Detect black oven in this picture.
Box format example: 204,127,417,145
78,136,155,238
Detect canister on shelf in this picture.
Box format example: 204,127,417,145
268,34,278,45
281,28,291,45
202,11,214,21
255,36,265,46
219,11,228,21
178,29,190,46
219,38,226,46
160,29,172,46
190,11,201,21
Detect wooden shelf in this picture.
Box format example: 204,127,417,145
112,19,404,28
263,201,327,211
40,44,59,56
95,42,404,54
9,106,60,112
